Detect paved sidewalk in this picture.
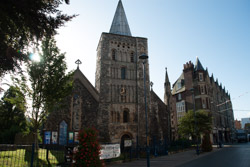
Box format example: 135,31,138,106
107,147,223,167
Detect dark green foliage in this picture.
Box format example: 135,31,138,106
0,0,76,77
244,123,250,130
0,86,28,143
73,128,104,167
178,110,212,140
201,133,213,152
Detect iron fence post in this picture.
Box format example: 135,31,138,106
30,143,35,167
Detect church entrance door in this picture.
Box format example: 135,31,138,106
121,134,132,152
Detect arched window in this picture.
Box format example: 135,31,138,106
112,49,116,60
130,52,134,62
123,109,130,123
59,121,67,145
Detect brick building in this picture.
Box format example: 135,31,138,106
235,119,242,130
171,58,235,143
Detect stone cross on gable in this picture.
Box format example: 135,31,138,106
75,59,82,69
150,81,154,90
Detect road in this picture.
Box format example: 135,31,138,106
108,143,250,167
179,142,250,167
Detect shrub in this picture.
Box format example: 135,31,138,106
73,128,105,167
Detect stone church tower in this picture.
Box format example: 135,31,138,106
43,0,170,148
95,0,150,145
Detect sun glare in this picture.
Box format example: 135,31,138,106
30,53,40,62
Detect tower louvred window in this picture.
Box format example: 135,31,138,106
112,49,116,60
121,67,126,79
130,52,134,62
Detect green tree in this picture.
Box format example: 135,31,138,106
0,86,28,143
73,128,104,167
244,123,250,133
27,37,73,149
178,110,212,140
0,0,76,78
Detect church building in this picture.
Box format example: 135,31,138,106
44,0,171,148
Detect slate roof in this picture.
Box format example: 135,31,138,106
109,0,132,36
74,69,99,102
172,73,185,95
194,57,205,71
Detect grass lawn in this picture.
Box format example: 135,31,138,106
0,148,64,167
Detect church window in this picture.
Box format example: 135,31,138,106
112,49,116,60
117,113,120,123
59,121,67,145
73,94,81,130
123,109,130,123
130,52,134,62
121,67,126,79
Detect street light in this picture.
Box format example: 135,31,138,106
190,88,199,155
211,101,222,148
139,54,150,167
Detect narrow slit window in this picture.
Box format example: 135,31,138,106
121,67,126,79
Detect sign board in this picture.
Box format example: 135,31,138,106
100,144,120,159
65,146,74,163
124,140,132,147
68,132,74,144
74,132,79,143
44,131,51,144
52,131,58,144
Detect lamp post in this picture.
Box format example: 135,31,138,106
190,88,199,155
139,54,150,167
211,101,221,148
225,99,232,143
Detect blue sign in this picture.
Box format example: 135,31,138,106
44,131,51,144
59,121,68,145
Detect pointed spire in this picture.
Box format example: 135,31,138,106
210,73,214,83
109,0,132,36
210,73,214,79
195,57,204,71
165,67,170,83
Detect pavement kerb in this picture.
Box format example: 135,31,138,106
107,146,225,167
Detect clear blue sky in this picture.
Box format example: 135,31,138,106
55,0,250,120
